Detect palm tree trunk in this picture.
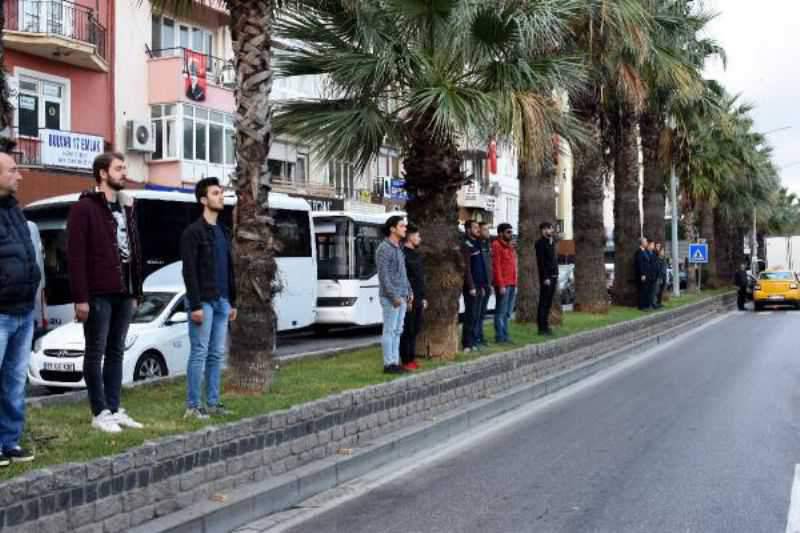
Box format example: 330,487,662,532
714,208,735,285
612,110,642,307
516,156,560,324
699,199,720,288
573,113,609,313
227,0,277,393
403,118,463,358
641,112,666,243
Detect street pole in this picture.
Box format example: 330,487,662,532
671,163,680,297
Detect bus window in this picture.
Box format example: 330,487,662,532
136,200,195,276
271,208,312,258
315,218,350,279
354,223,382,279
40,228,71,306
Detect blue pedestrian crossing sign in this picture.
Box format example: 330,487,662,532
688,243,709,264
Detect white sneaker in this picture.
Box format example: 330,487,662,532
113,408,144,429
91,410,122,433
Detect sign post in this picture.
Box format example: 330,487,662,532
688,242,709,292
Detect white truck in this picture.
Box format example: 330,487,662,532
765,236,800,272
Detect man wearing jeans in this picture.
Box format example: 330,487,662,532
0,152,40,465
180,178,237,419
68,152,144,433
376,216,411,374
492,223,517,343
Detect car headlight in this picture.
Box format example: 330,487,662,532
125,334,138,351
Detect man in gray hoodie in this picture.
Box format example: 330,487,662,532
376,216,412,374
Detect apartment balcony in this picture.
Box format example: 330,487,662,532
458,182,497,212
271,176,337,198
147,47,235,109
3,0,108,72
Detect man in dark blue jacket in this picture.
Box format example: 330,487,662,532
462,220,489,352
0,152,40,466
634,238,652,310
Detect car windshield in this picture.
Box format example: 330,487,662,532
131,292,177,323
760,272,793,281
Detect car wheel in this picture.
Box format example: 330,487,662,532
754,302,763,312
134,351,168,382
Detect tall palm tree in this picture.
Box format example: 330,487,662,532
274,0,584,354
151,0,287,392
569,0,651,312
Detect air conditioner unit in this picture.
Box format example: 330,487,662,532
126,120,155,153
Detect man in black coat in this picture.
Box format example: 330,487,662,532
734,263,749,311
634,238,652,310
0,152,41,464
535,222,559,335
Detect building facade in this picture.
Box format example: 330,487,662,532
4,0,114,204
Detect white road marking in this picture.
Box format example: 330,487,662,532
786,465,800,533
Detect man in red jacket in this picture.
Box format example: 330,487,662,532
492,223,517,343
67,152,144,434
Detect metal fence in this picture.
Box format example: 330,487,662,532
3,0,107,60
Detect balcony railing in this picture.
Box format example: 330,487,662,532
148,47,236,89
3,0,107,60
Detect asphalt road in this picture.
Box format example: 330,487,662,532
277,308,800,533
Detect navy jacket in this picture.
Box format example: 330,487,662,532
0,195,41,315
462,238,489,290
180,218,237,312
634,248,651,282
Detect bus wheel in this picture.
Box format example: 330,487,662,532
314,325,331,336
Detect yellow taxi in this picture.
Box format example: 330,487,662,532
753,270,800,311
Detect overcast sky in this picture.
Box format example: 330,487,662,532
704,0,800,194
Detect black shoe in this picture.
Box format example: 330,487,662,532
206,404,234,416
538,330,554,337
0,453,9,467
4,446,34,463
383,364,405,375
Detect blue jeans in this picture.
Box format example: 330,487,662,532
187,298,230,409
0,311,34,449
493,286,516,342
380,297,406,367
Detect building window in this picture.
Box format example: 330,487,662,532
164,103,234,165
152,15,215,70
15,71,68,137
151,104,177,160
329,161,356,197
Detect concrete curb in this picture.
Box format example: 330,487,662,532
129,305,731,533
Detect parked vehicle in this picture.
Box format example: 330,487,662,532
29,262,189,391
559,264,575,305
24,189,316,334
753,270,800,311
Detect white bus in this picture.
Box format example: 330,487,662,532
313,211,401,329
23,190,316,333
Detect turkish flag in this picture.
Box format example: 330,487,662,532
184,50,207,102
488,138,498,174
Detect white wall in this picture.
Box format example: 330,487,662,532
114,0,153,183
493,145,520,229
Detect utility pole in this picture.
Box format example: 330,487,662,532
671,162,680,297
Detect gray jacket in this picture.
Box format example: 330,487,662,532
376,238,411,300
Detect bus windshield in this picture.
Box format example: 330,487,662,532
315,217,351,279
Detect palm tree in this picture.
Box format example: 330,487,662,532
569,0,651,312
151,0,288,392
640,1,721,246
274,0,583,354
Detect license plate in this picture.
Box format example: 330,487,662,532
43,361,75,372
768,295,785,301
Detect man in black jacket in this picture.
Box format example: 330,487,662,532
0,152,40,465
535,222,559,335
634,238,651,310
400,224,426,370
180,177,237,419
734,263,749,311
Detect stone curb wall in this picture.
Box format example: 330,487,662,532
0,294,733,532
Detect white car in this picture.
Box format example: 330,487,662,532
28,263,191,391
